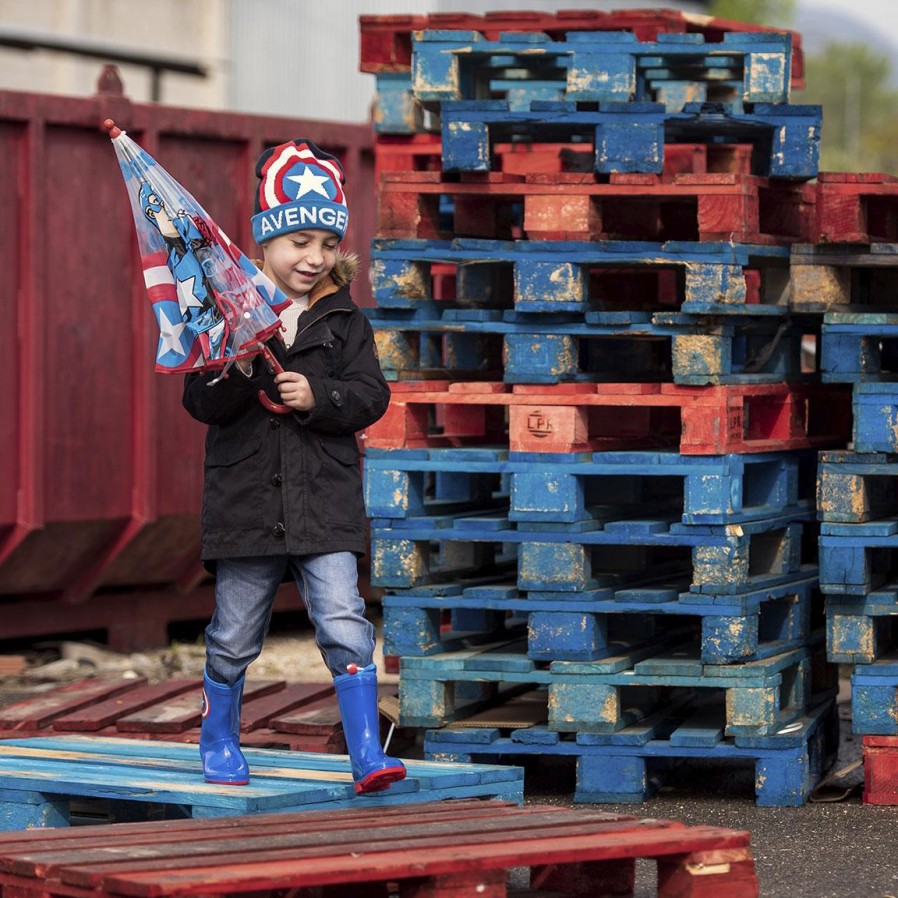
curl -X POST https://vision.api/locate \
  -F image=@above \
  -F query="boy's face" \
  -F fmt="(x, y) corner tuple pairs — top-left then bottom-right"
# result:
(262, 229), (339, 299)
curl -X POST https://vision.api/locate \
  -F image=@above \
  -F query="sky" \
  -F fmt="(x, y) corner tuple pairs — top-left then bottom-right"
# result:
(797, 0), (898, 50)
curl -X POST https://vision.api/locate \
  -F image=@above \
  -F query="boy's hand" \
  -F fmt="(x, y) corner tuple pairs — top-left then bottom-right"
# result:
(274, 371), (316, 411)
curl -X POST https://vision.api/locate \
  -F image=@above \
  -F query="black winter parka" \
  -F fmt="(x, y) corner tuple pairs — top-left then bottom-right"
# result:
(183, 268), (390, 563)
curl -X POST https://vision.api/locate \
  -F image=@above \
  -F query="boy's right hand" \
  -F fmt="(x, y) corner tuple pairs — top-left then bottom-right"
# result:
(274, 371), (316, 411)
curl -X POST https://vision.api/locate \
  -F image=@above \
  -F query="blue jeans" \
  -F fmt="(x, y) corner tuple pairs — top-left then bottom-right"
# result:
(205, 552), (375, 685)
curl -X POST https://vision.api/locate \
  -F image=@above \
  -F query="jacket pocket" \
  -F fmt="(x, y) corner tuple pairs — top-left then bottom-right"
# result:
(203, 438), (264, 532)
(205, 437), (262, 468)
(318, 437), (360, 467)
(318, 437), (363, 527)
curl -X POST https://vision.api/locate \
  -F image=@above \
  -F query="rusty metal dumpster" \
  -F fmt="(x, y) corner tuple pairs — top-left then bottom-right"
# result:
(0, 69), (375, 649)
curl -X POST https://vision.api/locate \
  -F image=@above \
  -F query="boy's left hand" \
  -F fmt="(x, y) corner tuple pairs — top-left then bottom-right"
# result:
(274, 372), (316, 411)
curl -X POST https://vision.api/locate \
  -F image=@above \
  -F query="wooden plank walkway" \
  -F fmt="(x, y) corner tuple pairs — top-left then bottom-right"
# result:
(0, 799), (759, 898)
(0, 736), (523, 828)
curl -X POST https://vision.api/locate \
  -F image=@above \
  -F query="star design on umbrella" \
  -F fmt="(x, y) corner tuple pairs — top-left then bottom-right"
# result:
(157, 306), (188, 357)
(176, 274), (204, 310)
(287, 165), (331, 199)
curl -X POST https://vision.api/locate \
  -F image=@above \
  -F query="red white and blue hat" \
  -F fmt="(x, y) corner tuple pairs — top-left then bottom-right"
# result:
(251, 138), (348, 244)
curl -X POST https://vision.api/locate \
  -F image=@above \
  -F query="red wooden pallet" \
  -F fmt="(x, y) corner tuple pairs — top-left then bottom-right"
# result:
(814, 172), (898, 243)
(375, 135), (754, 182)
(863, 735), (898, 805)
(0, 799), (759, 898)
(364, 381), (852, 455)
(0, 678), (359, 753)
(378, 171), (814, 245)
(359, 7), (803, 87)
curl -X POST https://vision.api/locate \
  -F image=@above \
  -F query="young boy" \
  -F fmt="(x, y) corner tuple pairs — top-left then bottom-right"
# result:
(182, 138), (405, 795)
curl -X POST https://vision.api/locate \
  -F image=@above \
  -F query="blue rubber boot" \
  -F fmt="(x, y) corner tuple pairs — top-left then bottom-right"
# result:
(334, 663), (407, 795)
(200, 670), (249, 785)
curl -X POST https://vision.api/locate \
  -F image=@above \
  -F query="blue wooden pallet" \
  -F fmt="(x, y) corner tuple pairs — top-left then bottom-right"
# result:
(852, 383), (898, 454)
(398, 640), (817, 737)
(370, 238), (791, 315)
(790, 242), (898, 313)
(817, 450), (898, 524)
(364, 446), (816, 526)
(440, 100), (820, 177)
(383, 571), (820, 664)
(826, 591), (898, 664)
(412, 29), (792, 108)
(370, 511), (812, 596)
(851, 652), (898, 735)
(0, 736), (523, 829)
(818, 522), (898, 595)
(820, 313), (898, 383)
(424, 696), (838, 807)
(368, 307), (813, 385)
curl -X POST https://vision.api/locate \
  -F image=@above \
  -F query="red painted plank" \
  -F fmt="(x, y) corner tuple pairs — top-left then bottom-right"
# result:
(52, 680), (197, 732)
(86, 827), (752, 897)
(0, 679), (145, 731)
(267, 696), (341, 735)
(0, 802), (526, 860)
(239, 683), (333, 732)
(365, 381), (852, 456)
(15, 809), (631, 881)
(115, 681), (284, 734)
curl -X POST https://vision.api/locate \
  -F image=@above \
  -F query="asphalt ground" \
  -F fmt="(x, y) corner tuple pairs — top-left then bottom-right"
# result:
(513, 697), (898, 898)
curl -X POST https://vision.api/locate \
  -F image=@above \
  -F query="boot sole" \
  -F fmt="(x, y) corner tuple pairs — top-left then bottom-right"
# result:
(355, 766), (407, 795)
(204, 777), (250, 786)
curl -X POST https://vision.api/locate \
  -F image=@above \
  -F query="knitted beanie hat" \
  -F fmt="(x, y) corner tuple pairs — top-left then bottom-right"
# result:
(251, 138), (348, 244)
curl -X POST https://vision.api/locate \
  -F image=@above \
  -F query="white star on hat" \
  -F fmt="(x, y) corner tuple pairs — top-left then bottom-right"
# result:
(287, 164), (331, 199)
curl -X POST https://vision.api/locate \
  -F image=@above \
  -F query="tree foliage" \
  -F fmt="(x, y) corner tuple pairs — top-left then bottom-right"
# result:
(709, 0), (898, 175)
(800, 43), (898, 174)
(708, 0), (795, 27)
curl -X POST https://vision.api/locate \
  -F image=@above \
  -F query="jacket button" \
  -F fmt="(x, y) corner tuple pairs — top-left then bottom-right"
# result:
(271, 473), (283, 486)
(269, 418), (281, 430)
(330, 389), (341, 402)
(272, 523), (286, 538)
(326, 368), (335, 377)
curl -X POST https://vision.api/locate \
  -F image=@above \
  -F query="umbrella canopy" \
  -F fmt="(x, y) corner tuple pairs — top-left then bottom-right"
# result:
(105, 120), (288, 375)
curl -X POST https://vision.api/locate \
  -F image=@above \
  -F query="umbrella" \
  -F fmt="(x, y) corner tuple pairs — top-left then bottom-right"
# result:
(105, 119), (290, 413)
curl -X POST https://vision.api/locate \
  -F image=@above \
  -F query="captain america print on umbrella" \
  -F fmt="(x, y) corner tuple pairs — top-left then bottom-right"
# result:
(105, 120), (289, 378)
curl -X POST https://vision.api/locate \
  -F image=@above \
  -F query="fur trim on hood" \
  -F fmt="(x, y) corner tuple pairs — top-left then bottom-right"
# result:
(330, 249), (359, 286)
(252, 249), (359, 306)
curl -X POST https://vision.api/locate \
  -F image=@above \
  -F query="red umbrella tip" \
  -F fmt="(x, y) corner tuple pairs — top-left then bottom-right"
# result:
(104, 119), (122, 138)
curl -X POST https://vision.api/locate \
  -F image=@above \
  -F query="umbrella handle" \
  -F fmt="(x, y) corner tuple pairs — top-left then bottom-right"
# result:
(255, 344), (292, 415)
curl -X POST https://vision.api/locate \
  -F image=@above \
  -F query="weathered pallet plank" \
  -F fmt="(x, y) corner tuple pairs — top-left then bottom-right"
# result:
(382, 573), (820, 664)
(362, 380), (851, 456)
(377, 170), (813, 244)
(426, 697), (838, 807)
(0, 736), (523, 828)
(365, 446), (816, 526)
(440, 101), (820, 178)
(0, 799), (759, 897)
(369, 307), (816, 386)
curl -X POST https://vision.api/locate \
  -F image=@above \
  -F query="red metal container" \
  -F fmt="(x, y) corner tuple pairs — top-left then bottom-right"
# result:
(0, 69), (375, 646)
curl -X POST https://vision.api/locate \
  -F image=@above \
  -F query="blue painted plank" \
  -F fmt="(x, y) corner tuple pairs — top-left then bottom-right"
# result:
(424, 698), (837, 806)
(439, 102), (819, 177)
(0, 737), (523, 828)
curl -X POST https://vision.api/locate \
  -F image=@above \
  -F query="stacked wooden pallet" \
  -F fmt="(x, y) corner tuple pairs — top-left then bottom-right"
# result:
(805, 173), (898, 804)
(359, 11), (846, 806)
